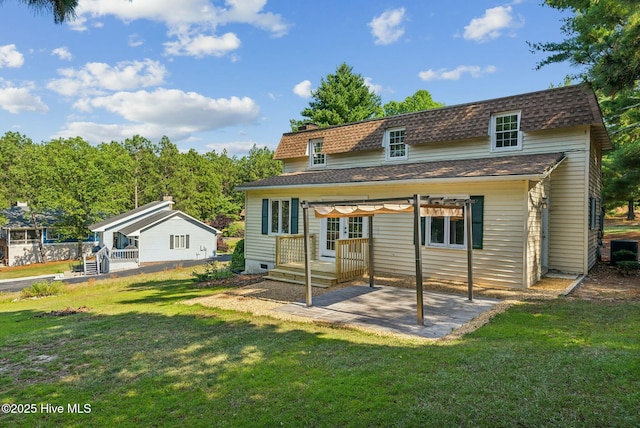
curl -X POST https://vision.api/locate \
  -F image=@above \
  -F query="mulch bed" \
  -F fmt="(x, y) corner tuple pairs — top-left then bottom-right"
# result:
(190, 273), (266, 289)
(35, 306), (91, 317)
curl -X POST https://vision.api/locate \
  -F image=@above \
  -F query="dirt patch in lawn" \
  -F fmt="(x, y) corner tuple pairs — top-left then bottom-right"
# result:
(34, 306), (91, 317)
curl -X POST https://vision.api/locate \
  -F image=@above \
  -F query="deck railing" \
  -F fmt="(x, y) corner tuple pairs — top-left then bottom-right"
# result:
(335, 238), (369, 282)
(276, 234), (316, 265)
(111, 248), (139, 263)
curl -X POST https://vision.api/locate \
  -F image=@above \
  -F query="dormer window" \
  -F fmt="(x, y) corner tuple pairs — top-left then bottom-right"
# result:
(491, 112), (522, 151)
(385, 127), (407, 160)
(309, 138), (326, 167)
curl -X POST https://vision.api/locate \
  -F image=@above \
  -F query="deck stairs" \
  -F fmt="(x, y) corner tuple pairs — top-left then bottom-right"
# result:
(84, 259), (98, 276)
(265, 262), (340, 288)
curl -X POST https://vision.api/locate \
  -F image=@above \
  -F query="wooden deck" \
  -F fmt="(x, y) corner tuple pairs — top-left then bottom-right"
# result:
(270, 235), (370, 287)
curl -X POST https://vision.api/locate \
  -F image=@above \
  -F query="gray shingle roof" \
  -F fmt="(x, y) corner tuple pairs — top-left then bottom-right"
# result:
(118, 210), (177, 236)
(0, 206), (59, 229)
(239, 152), (566, 189)
(88, 200), (171, 231)
(274, 84), (610, 159)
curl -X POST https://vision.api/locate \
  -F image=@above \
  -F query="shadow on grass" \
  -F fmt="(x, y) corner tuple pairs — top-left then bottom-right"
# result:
(116, 277), (223, 306)
(0, 297), (639, 427)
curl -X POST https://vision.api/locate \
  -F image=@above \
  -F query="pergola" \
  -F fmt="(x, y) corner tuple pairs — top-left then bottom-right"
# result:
(300, 195), (476, 325)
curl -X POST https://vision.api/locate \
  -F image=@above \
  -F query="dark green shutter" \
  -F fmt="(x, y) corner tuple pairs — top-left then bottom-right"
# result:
(414, 216), (426, 245)
(261, 199), (269, 235)
(170, 235), (174, 249)
(186, 235), (190, 249)
(291, 198), (299, 234)
(471, 196), (484, 249)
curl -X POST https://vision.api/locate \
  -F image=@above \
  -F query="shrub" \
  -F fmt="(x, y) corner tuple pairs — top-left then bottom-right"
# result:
(612, 249), (637, 263)
(617, 261), (639, 275)
(226, 221), (245, 238)
(191, 261), (234, 283)
(20, 280), (62, 299)
(230, 239), (245, 273)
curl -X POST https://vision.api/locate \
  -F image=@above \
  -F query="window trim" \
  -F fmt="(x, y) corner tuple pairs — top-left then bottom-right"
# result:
(384, 127), (407, 161)
(490, 111), (522, 152)
(589, 196), (597, 230)
(269, 199), (291, 235)
(427, 216), (467, 249)
(309, 138), (326, 167)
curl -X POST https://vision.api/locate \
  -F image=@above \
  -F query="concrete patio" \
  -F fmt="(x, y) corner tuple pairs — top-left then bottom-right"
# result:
(274, 284), (501, 339)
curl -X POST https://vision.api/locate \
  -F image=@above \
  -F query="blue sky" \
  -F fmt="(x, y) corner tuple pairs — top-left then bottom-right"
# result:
(0, 0), (575, 156)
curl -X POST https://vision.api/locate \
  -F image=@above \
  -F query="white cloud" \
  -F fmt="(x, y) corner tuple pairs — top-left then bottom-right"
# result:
(368, 8), (405, 45)
(364, 77), (382, 95)
(463, 5), (522, 42)
(418, 65), (497, 81)
(70, 0), (288, 57)
(58, 89), (260, 144)
(128, 34), (145, 47)
(293, 80), (312, 98)
(0, 79), (48, 113)
(0, 44), (24, 68)
(52, 47), (73, 61)
(164, 31), (241, 57)
(47, 59), (168, 97)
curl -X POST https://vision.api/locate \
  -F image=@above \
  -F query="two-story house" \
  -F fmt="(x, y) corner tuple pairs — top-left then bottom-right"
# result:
(238, 84), (611, 289)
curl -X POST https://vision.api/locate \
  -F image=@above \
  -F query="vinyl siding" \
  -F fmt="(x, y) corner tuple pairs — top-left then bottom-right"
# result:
(138, 217), (217, 263)
(546, 128), (590, 274)
(526, 178), (549, 287)
(245, 181), (527, 288)
(587, 135), (603, 269)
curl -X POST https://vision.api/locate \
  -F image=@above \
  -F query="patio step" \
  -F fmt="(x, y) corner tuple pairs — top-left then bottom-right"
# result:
(265, 266), (337, 288)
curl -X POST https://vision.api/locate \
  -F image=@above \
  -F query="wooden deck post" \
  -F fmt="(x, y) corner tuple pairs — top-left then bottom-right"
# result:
(414, 194), (424, 325)
(302, 202), (312, 307)
(368, 216), (374, 287)
(466, 200), (474, 301)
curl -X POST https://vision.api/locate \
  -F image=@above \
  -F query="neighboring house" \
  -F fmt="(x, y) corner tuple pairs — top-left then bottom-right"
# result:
(0, 202), (98, 266)
(238, 84), (611, 289)
(87, 198), (219, 274)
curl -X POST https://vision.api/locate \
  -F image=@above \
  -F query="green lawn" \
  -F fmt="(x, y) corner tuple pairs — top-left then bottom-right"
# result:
(0, 260), (79, 280)
(0, 271), (638, 427)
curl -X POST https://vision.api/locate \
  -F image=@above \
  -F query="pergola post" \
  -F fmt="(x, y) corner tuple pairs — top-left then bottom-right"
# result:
(368, 215), (374, 287)
(414, 194), (424, 325)
(465, 200), (474, 301)
(302, 202), (312, 307)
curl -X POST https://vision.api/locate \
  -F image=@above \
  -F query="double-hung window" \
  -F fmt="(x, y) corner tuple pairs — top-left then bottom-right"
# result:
(385, 127), (407, 160)
(261, 198), (299, 236)
(424, 196), (484, 250)
(270, 199), (291, 234)
(491, 112), (522, 151)
(309, 138), (326, 167)
(428, 216), (465, 248)
(170, 234), (189, 249)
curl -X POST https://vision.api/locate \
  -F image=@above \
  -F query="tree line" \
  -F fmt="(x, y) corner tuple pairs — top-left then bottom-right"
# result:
(0, 133), (282, 241)
(531, 0), (640, 218)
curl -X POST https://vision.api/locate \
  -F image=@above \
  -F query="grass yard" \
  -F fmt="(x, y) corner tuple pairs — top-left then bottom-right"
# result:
(0, 260), (79, 280)
(0, 271), (638, 427)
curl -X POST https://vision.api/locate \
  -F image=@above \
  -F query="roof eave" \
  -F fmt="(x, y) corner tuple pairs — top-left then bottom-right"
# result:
(239, 172), (555, 191)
